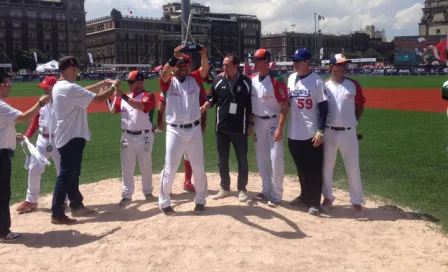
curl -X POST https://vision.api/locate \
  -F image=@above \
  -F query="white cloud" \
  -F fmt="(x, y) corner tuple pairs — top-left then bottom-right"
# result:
(85, 0), (424, 40)
(394, 3), (424, 30)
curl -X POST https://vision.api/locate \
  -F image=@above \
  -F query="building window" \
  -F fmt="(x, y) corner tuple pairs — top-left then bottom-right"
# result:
(58, 33), (66, 41)
(0, 31), (4, 39)
(436, 29), (441, 34)
(43, 22), (52, 30)
(0, 43), (5, 50)
(44, 32), (51, 41)
(28, 31), (37, 40)
(28, 21), (37, 29)
(44, 43), (51, 50)
(58, 23), (66, 31)
(12, 31), (21, 39)
(267, 39), (271, 45)
(26, 11), (37, 19)
(12, 21), (21, 28)
(41, 12), (52, 20)
(14, 43), (22, 50)
(59, 43), (66, 51)
(10, 10), (22, 18)
(29, 42), (37, 49)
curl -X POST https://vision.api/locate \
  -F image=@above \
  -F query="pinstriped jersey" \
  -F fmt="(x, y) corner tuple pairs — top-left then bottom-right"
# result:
(250, 71), (288, 117)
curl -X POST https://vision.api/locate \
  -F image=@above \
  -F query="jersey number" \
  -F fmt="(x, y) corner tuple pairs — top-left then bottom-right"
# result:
(297, 98), (313, 109)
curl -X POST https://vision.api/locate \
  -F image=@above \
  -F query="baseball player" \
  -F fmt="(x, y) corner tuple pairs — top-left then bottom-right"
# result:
(157, 72), (208, 194)
(286, 49), (328, 216)
(322, 54), (366, 218)
(249, 49), (289, 208)
(16, 76), (68, 213)
(106, 71), (156, 207)
(158, 45), (209, 215)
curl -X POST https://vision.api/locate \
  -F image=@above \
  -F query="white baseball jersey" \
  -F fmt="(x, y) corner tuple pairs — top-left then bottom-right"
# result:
(114, 91), (155, 131)
(325, 78), (366, 127)
(26, 103), (57, 138)
(52, 80), (96, 148)
(0, 99), (22, 150)
(287, 72), (327, 140)
(159, 70), (206, 125)
(250, 71), (289, 117)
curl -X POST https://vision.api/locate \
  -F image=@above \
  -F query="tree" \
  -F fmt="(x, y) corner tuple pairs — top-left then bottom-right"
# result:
(16, 49), (46, 70)
(383, 50), (395, 62)
(364, 48), (379, 58)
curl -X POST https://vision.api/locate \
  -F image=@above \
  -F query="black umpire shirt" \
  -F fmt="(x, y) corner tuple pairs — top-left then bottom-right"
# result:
(208, 73), (252, 134)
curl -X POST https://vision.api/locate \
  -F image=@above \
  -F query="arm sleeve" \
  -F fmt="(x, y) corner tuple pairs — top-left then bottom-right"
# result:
(141, 92), (156, 114)
(114, 98), (122, 114)
(65, 85), (96, 109)
(272, 76), (289, 103)
(0, 102), (22, 123)
(317, 101), (328, 131)
(159, 76), (172, 93)
(25, 112), (40, 138)
(353, 80), (366, 105)
(191, 69), (206, 84)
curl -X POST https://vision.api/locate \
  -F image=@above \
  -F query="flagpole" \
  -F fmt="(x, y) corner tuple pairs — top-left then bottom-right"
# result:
(314, 13), (317, 63)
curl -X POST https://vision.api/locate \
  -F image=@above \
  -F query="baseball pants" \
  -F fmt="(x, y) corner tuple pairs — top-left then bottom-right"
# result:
(322, 128), (363, 205)
(26, 135), (62, 203)
(121, 131), (154, 199)
(254, 117), (284, 202)
(288, 138), (323, 208)
(159, 124), (207, 209)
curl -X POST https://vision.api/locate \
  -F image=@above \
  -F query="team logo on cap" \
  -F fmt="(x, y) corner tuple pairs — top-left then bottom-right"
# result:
(295, 49), (299, 54)
(142, 96), (148, 102)
(255, 49), (262, 55)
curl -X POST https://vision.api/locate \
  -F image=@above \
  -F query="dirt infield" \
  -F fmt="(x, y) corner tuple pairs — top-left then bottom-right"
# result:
(5, 89), (445, 113)
(1, 173), (447, 271)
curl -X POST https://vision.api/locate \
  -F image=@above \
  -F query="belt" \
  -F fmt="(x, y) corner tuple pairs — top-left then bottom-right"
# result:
(40, 132), (54, 138)
(122, 129), (150, 135)
(168, 120), (200, 129)
(257, 114), (277, 120)
(326, 126), (351, 131)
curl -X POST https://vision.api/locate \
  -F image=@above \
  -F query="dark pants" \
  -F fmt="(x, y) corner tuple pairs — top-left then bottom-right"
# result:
(216, 131), (248, 191)
(0, 149), (13, 236)
(288, 138), (323, 208)
(51, 138), (86, 218)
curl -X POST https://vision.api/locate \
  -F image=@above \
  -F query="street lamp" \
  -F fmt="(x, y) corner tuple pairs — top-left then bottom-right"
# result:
(291, 24), (296, 32)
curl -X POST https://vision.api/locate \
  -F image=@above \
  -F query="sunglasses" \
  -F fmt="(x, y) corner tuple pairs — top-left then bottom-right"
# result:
(0, 83), (12, 87)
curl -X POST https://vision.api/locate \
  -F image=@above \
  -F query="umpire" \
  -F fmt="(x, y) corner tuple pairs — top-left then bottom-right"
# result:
(200, 53), (253, 202)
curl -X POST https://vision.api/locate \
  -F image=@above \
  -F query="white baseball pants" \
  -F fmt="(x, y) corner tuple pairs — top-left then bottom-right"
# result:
(26, 135), (61, 203)
(322, 128), (363, 205)
(254, 117), (284, 202)
(121, 131), (154, 199)
(159, 124), (207, 209)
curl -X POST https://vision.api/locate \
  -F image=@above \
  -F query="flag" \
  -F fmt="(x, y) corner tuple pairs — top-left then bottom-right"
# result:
(319, 47), (324, 60)
(33, 52), (38, 63)
(342, 47), (345, 53)
(128, 8), (133, 15)
(318, 15), (325, 20)
(88, 52), (94, 65)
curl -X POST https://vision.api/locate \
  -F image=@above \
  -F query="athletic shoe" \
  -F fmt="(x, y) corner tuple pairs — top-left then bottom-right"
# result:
(161, 206), (176, 216)
(194, 204), (205, 214)
(183, 181), (196, 193)
(16, 201), (38, 214)
(353, 204), (365, 218)
(118, 198), (132, 207)
(253, 193), (268, 201)
(267, 200), (281, 208)
(71, 206), (98, 217)
(288, 196), (306, 206)
(308, 207), (320, 216)
(51, 216), (77, 225)
(238, 191), (248, 202)
(321, 198), (333, 213)
(212, 189), (230, 200)
(0, 232), (22, 242)
(145, 194), (156, 202)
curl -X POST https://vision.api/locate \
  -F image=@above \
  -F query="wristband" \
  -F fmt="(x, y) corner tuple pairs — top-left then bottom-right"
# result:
(38, 101), (45, 107)
(317, 131), (324, 137)
(121, 94), (129, 102)
(168, 57), (178, 67)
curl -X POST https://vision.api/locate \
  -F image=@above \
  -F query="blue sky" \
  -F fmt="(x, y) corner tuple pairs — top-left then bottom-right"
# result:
(85, 0), (424, 41)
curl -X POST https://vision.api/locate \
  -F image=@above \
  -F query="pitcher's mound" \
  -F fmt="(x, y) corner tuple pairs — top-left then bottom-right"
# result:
(2, 173), (448, 271)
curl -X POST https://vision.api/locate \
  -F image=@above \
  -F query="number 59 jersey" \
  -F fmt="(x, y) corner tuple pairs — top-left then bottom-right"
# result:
(287, 72), (328, 140)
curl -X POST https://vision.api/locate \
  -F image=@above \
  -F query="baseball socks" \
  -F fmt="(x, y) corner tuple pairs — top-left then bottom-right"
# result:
(183, 160), (195, 193)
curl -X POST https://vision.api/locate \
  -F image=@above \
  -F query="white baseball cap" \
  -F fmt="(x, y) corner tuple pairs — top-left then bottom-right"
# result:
(417, 37), (426, 43)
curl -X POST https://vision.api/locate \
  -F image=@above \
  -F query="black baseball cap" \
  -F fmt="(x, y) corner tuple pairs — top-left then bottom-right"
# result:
(58, 56), (80, 71)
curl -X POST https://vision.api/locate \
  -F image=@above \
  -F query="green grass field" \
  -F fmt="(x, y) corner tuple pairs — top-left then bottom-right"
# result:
(7, 76), (448, 232)
(8, 75), (447, 98)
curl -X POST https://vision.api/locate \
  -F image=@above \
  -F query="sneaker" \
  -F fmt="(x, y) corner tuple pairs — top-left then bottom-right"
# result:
(161, 206), (176, 216)
(145, 194), (156, 202)
(321, 198), (333, 213)
(212, 189), (230, 200)
(238, 191), (248, 202)
(51, 215), (77, 225)
(0, 232), (22, 242)
(288, 196), (306, 206)
(267, 200), (280, 208)
(16, 201), (38, 214)
(194, 204), (205, 214)
(353, 204), (365, 218)
(253, 193), (268, 201)
(118, 198), (132, 207)
(71, 206), (98, 217)
(308, 207), (320, 216)
(183, 181), (196, 193)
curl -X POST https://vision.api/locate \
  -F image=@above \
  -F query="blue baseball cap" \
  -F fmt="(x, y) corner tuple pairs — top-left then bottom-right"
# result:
(291, 48), (312, 61)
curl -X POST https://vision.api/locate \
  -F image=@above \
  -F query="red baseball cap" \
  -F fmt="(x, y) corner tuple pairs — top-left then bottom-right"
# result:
(176, 54), (191, 65)
(250, 49), (271, 61)
(37, 76), (58, 88)
(127, 71), (144, 81)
